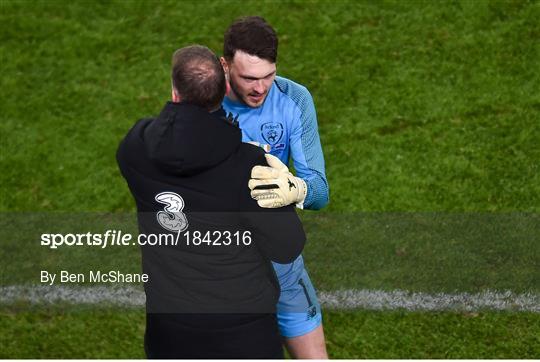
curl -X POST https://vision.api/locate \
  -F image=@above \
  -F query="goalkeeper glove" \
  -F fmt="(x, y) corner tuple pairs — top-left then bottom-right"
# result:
(248, 154), (307, 208)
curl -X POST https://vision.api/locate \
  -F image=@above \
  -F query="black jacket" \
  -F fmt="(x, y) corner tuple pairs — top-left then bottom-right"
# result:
(117, 102), (305, 313)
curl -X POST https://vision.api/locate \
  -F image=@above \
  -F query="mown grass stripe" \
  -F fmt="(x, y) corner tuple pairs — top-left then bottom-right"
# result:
(1, 286), (538, 312)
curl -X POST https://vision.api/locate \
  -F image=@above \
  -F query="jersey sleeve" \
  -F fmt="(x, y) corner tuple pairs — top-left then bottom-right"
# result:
(288, 85), (329, 210)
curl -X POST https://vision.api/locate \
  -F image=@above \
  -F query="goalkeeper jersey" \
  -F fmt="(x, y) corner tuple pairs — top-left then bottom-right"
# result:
(222, 76), (329, 210)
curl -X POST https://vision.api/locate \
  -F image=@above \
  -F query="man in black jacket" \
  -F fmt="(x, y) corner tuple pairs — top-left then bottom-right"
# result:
(117, 45), (306, 358)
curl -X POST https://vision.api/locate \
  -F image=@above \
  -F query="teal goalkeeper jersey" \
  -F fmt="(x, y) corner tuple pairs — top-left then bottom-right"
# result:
(222, 76), (329, 210)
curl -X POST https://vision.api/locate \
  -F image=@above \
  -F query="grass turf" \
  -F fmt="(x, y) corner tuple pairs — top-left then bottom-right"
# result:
(1, 0), (539, 212)
(1, 308), (539, 359)
(1, 0), (539, 358)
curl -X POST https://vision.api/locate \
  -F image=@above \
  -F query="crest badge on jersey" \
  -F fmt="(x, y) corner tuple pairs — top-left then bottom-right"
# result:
(260, 122), (284, 145)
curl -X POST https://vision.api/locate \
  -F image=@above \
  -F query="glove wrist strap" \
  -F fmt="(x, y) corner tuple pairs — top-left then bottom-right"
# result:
(295, 178), (307, 209)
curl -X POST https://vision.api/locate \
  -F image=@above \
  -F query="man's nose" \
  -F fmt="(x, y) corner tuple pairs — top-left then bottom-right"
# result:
(254, 80), (265, 94)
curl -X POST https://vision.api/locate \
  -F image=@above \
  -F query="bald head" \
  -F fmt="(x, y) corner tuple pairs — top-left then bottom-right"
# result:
(171, 45), (226, 111)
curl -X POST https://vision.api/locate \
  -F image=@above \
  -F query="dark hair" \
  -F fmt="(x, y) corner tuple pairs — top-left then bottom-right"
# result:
(223, 16), (278, 63)
(171, 45), (226, 111)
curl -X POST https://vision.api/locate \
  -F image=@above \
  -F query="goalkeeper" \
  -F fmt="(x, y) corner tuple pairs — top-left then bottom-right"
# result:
(221, 16), (330, 358)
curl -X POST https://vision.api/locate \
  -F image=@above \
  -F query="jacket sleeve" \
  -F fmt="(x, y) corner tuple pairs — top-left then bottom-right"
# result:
(239, 148), (306, 264)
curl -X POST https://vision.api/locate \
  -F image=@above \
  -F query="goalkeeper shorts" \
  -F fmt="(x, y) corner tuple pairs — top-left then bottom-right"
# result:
(273, 255), (323, 338)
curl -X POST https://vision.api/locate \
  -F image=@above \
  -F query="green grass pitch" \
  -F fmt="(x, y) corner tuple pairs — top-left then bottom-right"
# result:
(1, 0), (539, 358)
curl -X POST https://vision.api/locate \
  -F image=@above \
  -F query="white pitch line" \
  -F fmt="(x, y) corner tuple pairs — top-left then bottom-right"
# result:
(318, 289), (540, 312)
(0, 285), (539, 312)
(0, 285), (145, 307)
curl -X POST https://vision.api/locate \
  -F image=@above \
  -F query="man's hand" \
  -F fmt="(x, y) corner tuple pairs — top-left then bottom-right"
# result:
(249, 154), (307, 208)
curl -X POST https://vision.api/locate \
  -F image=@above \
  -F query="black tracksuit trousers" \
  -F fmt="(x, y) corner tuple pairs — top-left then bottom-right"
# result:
(144, 313), (284, 359)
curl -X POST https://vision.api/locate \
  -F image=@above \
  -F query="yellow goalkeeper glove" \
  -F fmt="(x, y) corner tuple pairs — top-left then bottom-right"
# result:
(248, 154), (307, 208)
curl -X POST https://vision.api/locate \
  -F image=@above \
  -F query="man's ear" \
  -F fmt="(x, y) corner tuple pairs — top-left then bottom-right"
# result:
(220, 57), (229, 73)
(220, 57), (231, 95)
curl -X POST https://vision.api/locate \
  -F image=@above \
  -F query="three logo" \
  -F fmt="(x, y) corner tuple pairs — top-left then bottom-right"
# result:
(155, 192), (188, 232)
